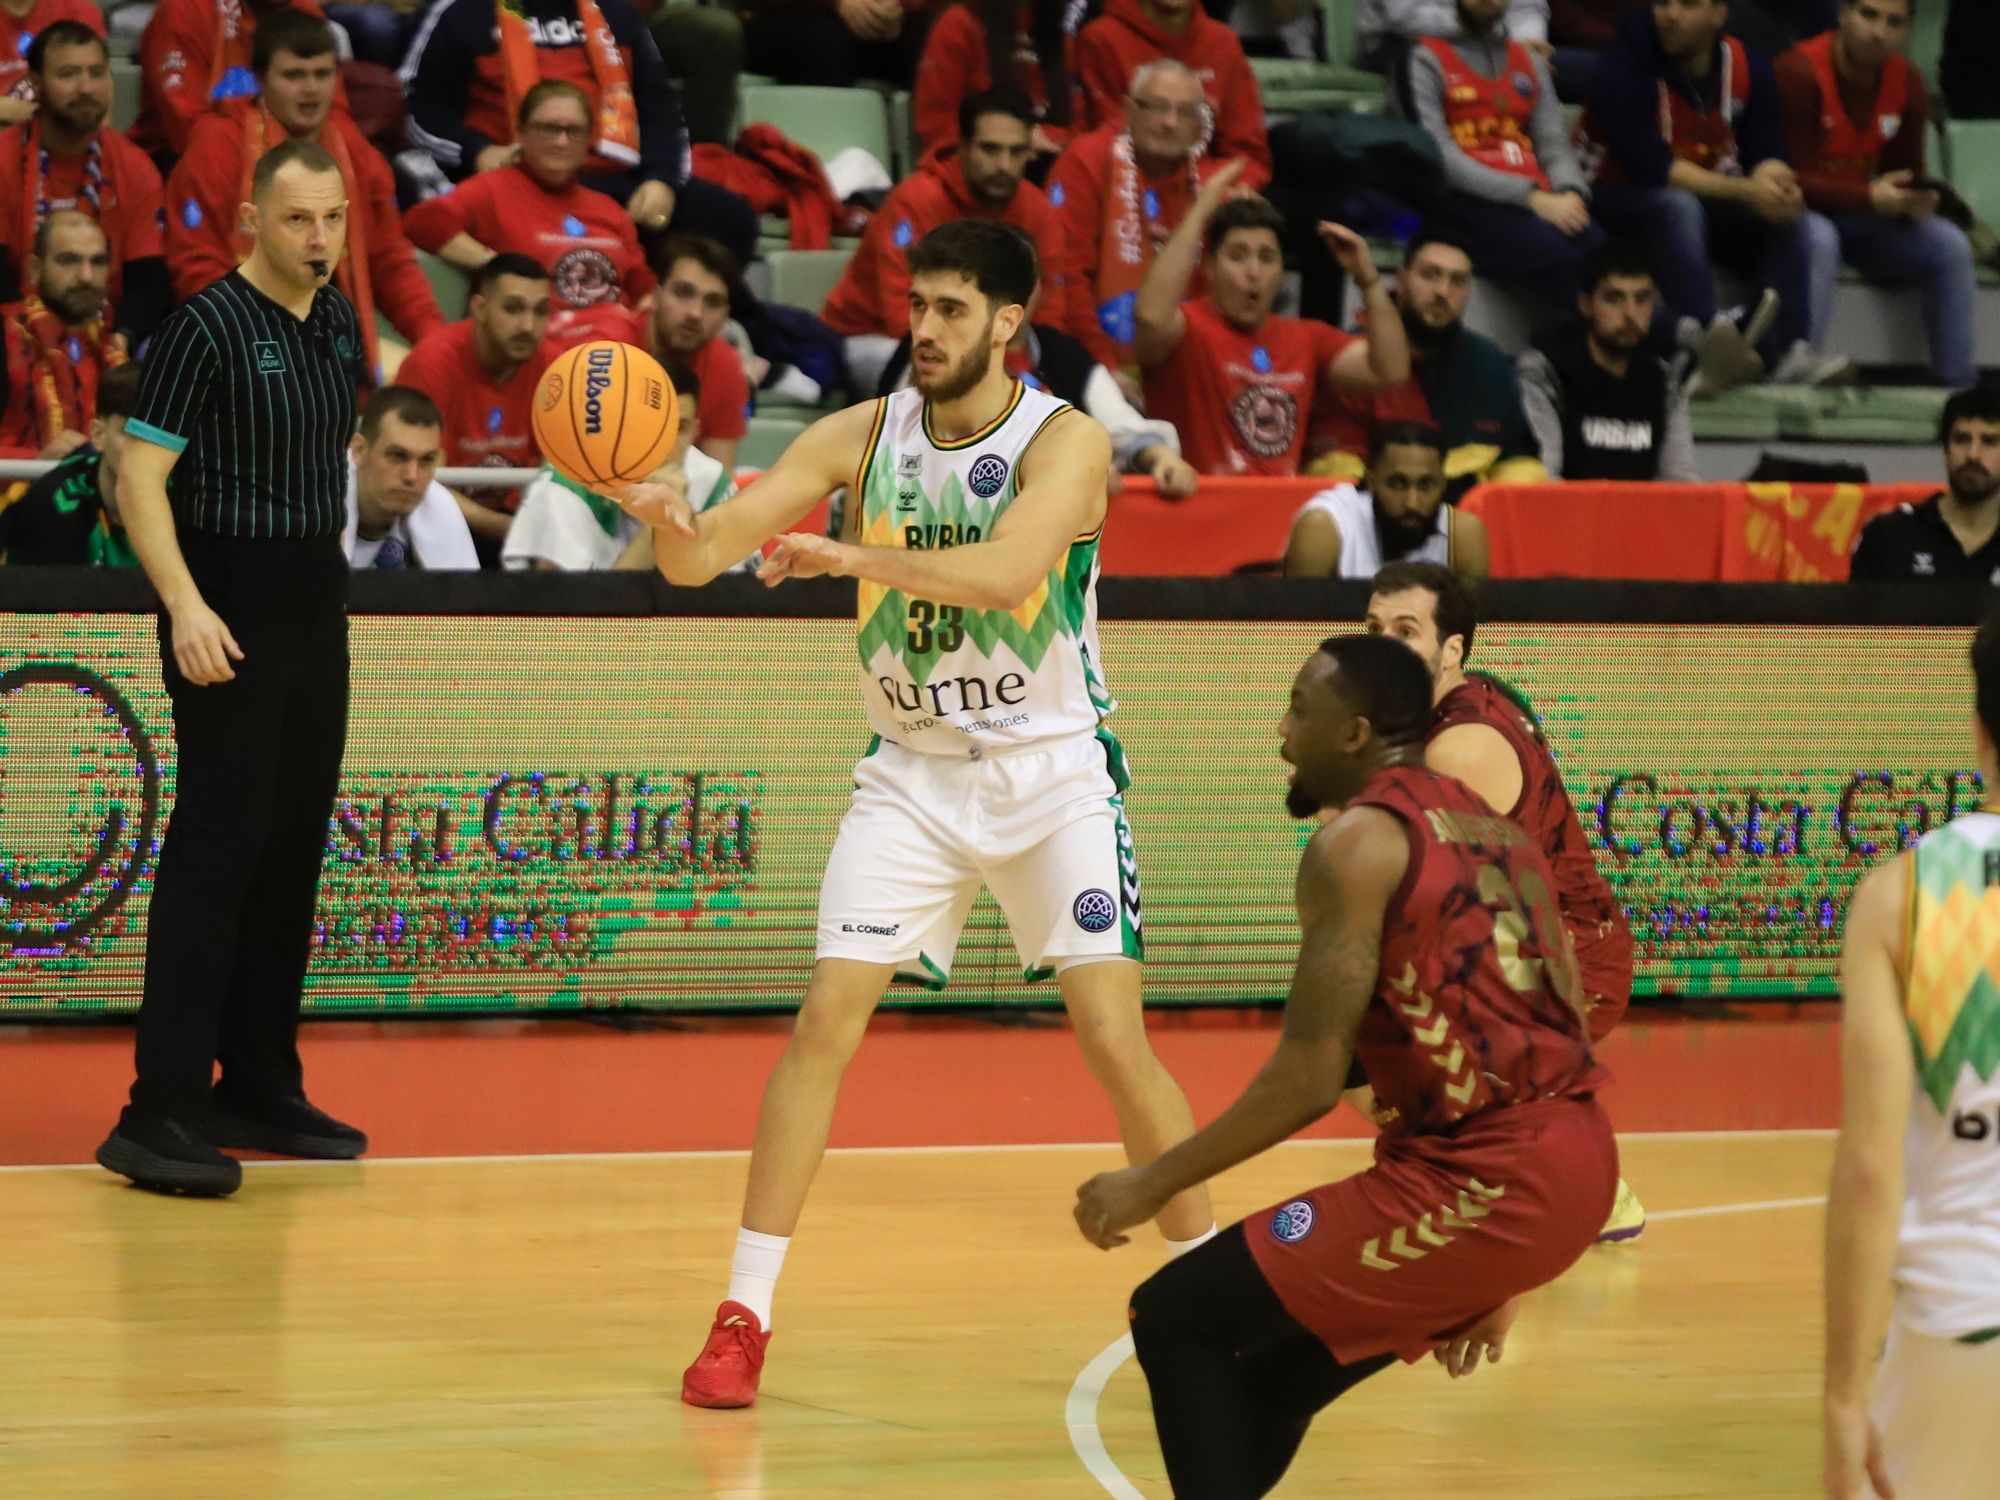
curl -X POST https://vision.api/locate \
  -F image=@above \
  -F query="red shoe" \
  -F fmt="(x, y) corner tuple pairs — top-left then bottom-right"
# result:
(681, 1300), (771, 1408)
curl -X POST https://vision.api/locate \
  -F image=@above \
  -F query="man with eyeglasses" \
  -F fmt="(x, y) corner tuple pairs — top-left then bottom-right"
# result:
(1046, 59), (1229, 376)
(406, 79), (656, 349)
(1075, 0), (1271, 188)
(1283, 420), (1489, 578)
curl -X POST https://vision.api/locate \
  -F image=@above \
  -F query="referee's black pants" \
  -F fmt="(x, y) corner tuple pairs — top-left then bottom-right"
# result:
(1128, 1225), (1394, 1497)
(128, 587), (349, 1121)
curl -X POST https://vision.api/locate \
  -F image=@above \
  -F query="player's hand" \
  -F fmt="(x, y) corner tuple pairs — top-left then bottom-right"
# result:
(1316, 221), (1376, 283)
(1824, 1400), (1894, 1498)
(758, 532), (851, 586)
(169, 596), (244, 686)
(38, 429), (88, 460)
(1434, 1297), (1519, 1378)
(612, 477), (697, 539)
(1074, 1165), (1169, 1249)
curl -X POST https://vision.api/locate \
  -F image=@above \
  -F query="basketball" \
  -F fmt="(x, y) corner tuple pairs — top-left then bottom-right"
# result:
(532, 340), (681, 489)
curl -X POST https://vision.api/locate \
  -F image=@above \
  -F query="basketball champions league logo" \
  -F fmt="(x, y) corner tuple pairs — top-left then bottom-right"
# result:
(967, 455), (1009, 500)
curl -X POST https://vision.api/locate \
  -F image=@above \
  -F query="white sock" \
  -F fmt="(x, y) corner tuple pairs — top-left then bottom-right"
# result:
(1164, 1225), (1218, 1258)
(725, 1227), (790, 1329)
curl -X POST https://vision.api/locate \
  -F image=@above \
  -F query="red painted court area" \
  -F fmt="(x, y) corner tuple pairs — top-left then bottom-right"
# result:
(0, 1002), (1838, 1166)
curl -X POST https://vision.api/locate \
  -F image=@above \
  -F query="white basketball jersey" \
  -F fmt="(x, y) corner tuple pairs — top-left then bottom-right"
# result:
(852, 382), (1119, 759)
(1290, 483), (1452, 579)
(1897, 813), (2000, 1338)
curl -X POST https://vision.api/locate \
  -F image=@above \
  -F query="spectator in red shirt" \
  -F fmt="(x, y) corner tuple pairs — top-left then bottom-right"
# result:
(0, 0), (101, 123)
(822, 86), (1063, 392)
(1136, 165), (1409, 476)
(135, 0), (338, 158)
(399, 0), (757, 264)
(1075, 0), (1270, 189)
(0, 209), (125, 459)
(396, 251), (557, 545)
(1774, 0), (1976, 387)
(1047, 57), (1220, 373)
(913, 0), (1074, 160)
(645, 233), (750, 472)
(165, 12), (443, 383)
(0, 23), (167, 344)
(405, 80), (658, 350)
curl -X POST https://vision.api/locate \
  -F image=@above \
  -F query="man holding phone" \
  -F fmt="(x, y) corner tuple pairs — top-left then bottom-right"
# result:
(1775, 0), (1978, 388)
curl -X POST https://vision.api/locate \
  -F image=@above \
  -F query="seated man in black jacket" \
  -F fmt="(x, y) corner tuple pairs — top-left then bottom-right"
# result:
(1850, 383), (2000, 583)
(1516, 241), (1699, 482)
(0, 362), (143, 565)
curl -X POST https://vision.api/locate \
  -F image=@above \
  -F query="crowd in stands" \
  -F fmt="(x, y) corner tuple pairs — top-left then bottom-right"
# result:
(0, 0), (1993, 582)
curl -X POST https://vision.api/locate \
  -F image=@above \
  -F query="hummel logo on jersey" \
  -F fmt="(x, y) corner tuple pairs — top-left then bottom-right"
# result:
(254, 341), (285, 374)
(897, 488), (919, 513)
(1914, 552), (1935, 575)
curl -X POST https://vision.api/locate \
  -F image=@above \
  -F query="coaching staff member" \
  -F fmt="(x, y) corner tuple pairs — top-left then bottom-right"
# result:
(96, 138), (368, 1198)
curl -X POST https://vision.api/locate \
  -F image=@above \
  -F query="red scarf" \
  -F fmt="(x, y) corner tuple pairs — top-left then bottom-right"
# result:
(235, 108), (380, 382)
(17, 122), (105, 288)
(12, 293), (126, 448)
(1096, 130), (1199, 339)
(497, 0), (639, 167)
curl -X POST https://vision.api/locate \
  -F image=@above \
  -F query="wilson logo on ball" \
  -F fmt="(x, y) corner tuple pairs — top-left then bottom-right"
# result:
(581, 347), (617, 436)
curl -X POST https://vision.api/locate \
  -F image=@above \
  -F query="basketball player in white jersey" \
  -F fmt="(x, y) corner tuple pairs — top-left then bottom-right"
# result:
(1823, 614), (2000, 1498)
(615, 219), (1216, 1409)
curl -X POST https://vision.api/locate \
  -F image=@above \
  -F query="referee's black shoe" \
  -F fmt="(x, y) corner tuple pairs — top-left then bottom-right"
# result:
(207, 1090), (368, 1160)
(96, 1115), (243, 1197)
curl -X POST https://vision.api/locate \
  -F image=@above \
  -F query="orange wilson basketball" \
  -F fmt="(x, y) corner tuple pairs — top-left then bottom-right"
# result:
(532, 341), (680, 489)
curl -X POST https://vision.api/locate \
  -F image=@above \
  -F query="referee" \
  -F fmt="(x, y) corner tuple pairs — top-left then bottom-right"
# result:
(96, 139), (368, 1198)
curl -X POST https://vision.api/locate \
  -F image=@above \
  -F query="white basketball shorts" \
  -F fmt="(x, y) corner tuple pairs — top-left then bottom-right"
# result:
(1875, 1320), (2000, 1498)
(815, 732), (1143, 986)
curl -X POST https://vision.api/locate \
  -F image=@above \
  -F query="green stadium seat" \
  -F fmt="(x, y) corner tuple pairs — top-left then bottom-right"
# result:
(1776, 386), (1950, 444)
(109, 58), (140, 133)
(763, 247), (854, 313)
(1947, 121), (2000, 228)
(739, 415), (808, 470)
(415, 250), (471, 322)
(1689, 388), (1784, 442)
(890, 90), (916, 178)
(739, 85), (892, 170)
(1907, 0), (1945, 93)
(1251, 0), (1386, 115)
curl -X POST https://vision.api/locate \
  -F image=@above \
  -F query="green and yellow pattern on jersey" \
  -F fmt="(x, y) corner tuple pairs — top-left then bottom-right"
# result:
(851, 382), (1124, 776)
(1906, 816), (2000, 1111)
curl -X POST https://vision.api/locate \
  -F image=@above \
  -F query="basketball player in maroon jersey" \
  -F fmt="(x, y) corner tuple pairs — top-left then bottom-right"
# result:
(1364, 559), (1645, 1243)
(1074, 634), (1618, 1498)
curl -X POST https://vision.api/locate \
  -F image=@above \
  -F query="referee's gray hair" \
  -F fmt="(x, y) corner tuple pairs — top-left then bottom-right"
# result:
(251, 138), (342, 203)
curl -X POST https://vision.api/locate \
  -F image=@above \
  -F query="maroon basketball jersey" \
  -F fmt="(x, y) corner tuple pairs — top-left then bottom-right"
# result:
(1348, 764), (1609, 1138)
(1429, 675), (1629, 951)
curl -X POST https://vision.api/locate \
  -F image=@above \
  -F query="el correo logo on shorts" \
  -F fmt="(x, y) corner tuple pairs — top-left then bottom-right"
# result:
(1072, 889), (1116, 934)
(967, 454), (1009, 500)
(1271, 1200), (1315, 1244)
(840, 922), (901, 937)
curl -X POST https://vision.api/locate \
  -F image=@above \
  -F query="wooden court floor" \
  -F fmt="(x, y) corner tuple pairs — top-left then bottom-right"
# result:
(1, 1132), (1833, 1499)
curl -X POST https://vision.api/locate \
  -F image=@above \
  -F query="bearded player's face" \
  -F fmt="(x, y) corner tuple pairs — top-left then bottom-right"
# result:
(907, 272), (1008, 403)
(1280, 655), (1369, 818)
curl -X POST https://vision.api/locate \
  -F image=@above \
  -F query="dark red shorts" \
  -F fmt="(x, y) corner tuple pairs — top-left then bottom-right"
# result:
(1246, 1095), (1618, 1365)
(1576, 919), (1635, 1042)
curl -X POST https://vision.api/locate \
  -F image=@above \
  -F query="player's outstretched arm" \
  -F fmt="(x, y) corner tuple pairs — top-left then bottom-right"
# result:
(615, 403), (876, 587)
(759, 411), (1111, 610)
(1073, 807), (1408, 1248)
(1822, 855), (1912, 1500)
(1132, 159), (1245, 372)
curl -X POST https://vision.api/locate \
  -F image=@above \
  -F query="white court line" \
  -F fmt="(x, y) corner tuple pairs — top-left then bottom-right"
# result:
(1062, 1191), (1829, 1499)
(0, 1127), (1835, 1176)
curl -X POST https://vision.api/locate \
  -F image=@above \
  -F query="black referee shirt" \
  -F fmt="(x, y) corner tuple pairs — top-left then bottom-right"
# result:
(1850, 493), (2000, 585)
(127, 271), (365, 541)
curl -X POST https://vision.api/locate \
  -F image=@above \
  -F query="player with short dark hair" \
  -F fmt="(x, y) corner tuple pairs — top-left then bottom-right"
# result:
(1285, 422), (1489, 579)
(1365, 558), (1644, 1241)
(618, 215), (1216, 1409)
(1073, 631), (1616, 1497)
(1850, 382), (2000, 583)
